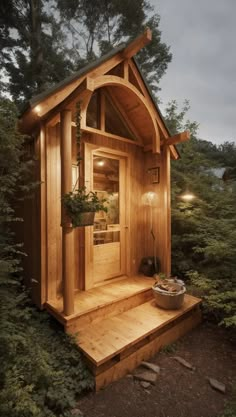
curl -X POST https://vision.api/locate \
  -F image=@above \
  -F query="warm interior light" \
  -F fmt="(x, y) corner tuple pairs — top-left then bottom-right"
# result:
(34, 105), (41, 115)
(180, 192), (196, 201)
(97, 159), (105, 167)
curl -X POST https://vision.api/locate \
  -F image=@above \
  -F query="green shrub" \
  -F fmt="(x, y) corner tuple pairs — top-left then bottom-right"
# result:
(0, 283), (94, 417)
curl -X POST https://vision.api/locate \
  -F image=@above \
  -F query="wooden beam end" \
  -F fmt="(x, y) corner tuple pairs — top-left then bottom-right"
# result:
(123, 29), (152, 59)
(161, 130), (191, 147)
(144, 27), (152, 42)
(85, 77), (95, 93)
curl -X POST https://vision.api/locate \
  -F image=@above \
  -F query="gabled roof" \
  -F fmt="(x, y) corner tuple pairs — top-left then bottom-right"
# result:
(19, 29), (181, 158)
(28, 43), (127, 109)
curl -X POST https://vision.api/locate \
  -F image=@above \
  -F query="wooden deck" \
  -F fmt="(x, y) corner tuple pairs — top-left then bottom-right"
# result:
(45, 275), (155, 331)
(45, 276), (201, 390)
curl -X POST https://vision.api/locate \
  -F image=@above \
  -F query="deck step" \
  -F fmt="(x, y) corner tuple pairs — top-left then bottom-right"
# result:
(76, 294), (201, 390)
(55, 277), (155, 332)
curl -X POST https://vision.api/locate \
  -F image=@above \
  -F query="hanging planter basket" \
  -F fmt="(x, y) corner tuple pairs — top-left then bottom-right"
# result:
(62, 188), (108, 228)
(74, 211), (95, 227)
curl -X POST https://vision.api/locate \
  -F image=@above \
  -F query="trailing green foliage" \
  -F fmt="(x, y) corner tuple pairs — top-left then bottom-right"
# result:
(164, 100), (236, 328)
(0, 282), (94, 417)
(62, 187), (108, 227)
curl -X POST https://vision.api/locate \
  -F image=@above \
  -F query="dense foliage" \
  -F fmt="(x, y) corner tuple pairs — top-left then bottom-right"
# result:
(0, 97), (33, 279)
(164, 100), (236, 328)
(0, 284), (94, 417)
(0, 98), (93, 416)
(0, 0), (171, 107)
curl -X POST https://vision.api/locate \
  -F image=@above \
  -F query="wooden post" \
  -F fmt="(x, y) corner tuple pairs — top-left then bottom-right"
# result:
(60, 109), (74, 316)
(161, 146), (171, 276)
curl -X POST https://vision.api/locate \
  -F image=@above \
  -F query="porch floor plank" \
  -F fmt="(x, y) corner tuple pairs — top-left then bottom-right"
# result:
(77, 294), (201, 367)
(46, 275), (154, 318)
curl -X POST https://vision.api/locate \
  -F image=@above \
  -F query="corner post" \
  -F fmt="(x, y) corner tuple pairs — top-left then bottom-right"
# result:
(161, 145), (171, 276)
(60, 109), (74, 316)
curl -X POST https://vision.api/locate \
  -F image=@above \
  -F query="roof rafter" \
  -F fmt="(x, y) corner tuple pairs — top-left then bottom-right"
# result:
(122, 28), (152, 59)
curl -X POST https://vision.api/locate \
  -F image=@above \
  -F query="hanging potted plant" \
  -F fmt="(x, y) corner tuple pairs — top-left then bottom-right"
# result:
(62, 187), (108, 227)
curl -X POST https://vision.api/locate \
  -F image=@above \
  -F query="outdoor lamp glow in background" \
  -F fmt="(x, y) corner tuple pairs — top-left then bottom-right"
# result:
(180, 192), (196, 201)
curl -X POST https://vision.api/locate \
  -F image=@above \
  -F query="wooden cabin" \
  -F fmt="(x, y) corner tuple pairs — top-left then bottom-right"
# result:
(19, 30), (201, 389)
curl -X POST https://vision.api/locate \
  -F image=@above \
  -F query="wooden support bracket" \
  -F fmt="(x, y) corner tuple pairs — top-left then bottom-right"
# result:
(161, 131), (190, 147)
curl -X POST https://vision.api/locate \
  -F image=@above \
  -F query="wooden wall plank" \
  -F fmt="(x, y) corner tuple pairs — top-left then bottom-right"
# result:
(39, 124), (47, 304)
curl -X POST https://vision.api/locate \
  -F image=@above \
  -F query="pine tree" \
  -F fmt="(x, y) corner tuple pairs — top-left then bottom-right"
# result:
(0, 97), (35, 279)
(164, 100), (236, 328)
(0, 0), (73, 107)
(56, 0), (172, 93)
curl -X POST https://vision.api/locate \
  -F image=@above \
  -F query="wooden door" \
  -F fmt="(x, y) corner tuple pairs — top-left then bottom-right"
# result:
(84, 146), (128, 288)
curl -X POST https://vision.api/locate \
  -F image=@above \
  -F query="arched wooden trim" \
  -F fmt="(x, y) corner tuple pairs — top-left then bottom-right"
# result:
(85, 75), (160, 153)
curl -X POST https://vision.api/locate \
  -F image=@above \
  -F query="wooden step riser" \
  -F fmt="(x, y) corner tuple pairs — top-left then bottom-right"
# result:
(94, 306), (202, 391)
(65, 288), (153, 334)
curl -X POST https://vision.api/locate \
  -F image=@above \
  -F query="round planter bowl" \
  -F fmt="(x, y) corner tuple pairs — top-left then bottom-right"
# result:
(152, 282), (186, 310)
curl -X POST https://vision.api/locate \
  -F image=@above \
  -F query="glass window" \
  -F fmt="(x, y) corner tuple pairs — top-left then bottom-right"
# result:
(105, 95), (135, 140)
(86, 91), (100, 129)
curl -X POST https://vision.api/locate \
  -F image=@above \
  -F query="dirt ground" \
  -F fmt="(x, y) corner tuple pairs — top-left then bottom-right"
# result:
(78, 323), (236, 417)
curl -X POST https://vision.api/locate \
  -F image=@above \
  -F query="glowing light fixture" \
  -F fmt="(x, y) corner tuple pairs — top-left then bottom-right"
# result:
(180, 192), (196, 201)
(97, 159), (105, 167)
(34, 105), (41, 115)
(141, 191), (158, 207)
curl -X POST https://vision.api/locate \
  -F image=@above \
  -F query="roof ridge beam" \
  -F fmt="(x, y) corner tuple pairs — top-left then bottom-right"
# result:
(122, 28), (152, 59)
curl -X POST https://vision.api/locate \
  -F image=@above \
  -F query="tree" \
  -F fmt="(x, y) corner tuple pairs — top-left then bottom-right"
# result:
(0, 97), (33, 279)
(1, 0), (172, 106)
(0, 0), (73, 107)
(164, 100), (236, 328)
(54, 0), (172, 92)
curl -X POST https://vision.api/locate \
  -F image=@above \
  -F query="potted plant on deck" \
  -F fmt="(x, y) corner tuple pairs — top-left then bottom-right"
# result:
(152, 274), (186, 310)
(62, 186), (108, 227)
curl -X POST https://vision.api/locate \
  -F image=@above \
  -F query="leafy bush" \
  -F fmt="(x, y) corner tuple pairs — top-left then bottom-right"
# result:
(0, 282), (94, 417)
(164, 101), (236, 329)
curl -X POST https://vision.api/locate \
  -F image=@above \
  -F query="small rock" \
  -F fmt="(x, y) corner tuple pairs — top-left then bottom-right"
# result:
(140, 381), (151, 389)
(141, 361), (160, 374)
(133, 370), (157, 384)
(71, 408), (83, 416)
(207, 377), (226, 394)
(172, 356), (195, 370)
(126, 374), (133, 379)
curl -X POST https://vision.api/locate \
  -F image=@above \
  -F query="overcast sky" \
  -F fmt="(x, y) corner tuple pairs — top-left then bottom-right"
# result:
(151, 0), (236, 145)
